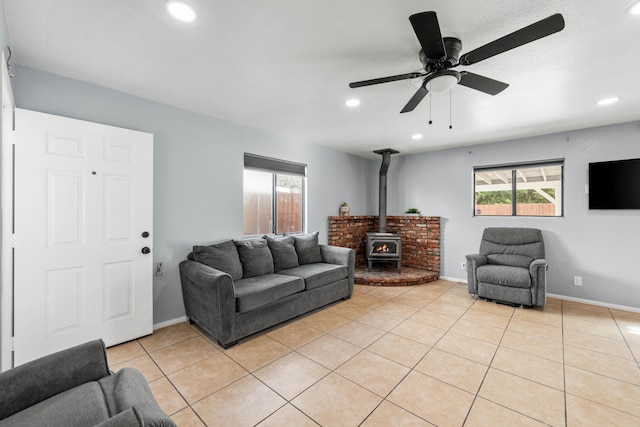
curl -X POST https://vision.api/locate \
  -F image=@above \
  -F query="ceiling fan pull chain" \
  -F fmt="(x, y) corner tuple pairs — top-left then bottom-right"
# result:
(449, 90), (453, 130)
(428, 82), (433, 125)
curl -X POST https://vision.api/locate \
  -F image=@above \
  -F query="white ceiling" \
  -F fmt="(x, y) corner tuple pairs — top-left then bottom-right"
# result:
(5, 0), (640, 159)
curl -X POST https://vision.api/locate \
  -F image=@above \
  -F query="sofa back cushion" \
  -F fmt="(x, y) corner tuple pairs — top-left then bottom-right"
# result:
(479, 227), (545, 268)
(192, 240), (243, 281)
(291, 231), (323, 265)
(266, 235), (299, 272)
(234, 238), (274, 278)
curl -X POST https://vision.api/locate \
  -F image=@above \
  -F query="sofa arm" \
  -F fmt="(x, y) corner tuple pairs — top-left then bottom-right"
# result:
(99, 368), (176, 427)
(530, 259), (549, 306)
(179, 260), (236, 343)
(0, 339), (110, 420)
(320, 245), (356, 294)
(465, 254), (487, 295)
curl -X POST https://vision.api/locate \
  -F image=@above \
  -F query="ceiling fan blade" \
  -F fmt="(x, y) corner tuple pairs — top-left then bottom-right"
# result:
(349, 72), (424, 88)
(458, 72), (509, 95)
(459, 13), (565, 65)
(400, 86), (429, 113)
(409, 11), (446, 60)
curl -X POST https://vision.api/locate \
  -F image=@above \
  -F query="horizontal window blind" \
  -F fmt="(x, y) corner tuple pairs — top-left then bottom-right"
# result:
(474, 158), (564, 173)
(244, 153), (307, 176)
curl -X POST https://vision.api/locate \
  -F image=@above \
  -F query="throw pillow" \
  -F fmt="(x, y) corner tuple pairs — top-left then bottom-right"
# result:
(192, 240), (243, 280)
(266, 235), (299, 271)
(292, 231), (323, 265)
(233, 238), (274, 278)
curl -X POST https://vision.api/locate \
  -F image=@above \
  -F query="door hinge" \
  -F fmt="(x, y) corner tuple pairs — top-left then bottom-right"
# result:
(11, 129), (16, 145)
(11, 337), (15, 351)
(11, 233), (15, 248)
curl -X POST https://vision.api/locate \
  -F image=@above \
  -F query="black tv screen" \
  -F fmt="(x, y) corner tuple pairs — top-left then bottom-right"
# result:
(589, 158), (640, 209)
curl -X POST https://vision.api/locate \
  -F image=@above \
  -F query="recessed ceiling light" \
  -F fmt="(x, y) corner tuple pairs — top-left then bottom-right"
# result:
(627, 0), (640, 15)
(345, 99), (360, 107)
(597, 97), (619, 106)
(411, 134), (423, 140)
(166, 1), (196, 22)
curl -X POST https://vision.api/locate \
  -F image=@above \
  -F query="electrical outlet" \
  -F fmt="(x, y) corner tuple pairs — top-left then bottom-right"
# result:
(573, 276), (582, 286)
(461, 263), (466, 271)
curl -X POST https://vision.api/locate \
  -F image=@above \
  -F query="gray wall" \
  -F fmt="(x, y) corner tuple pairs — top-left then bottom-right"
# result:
(12, 65), (372, 324)
(383, 122), (640, 309)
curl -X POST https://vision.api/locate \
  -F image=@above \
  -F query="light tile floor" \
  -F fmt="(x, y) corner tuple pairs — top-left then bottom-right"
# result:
(107, 280), (640, 426)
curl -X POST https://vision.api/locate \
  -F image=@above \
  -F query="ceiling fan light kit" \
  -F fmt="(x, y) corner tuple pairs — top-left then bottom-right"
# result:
(425, 71), (460, 92)
(349, 11), (565, 115)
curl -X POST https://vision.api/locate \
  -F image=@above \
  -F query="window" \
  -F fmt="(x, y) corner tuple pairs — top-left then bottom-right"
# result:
(243, 153), (306, 235)
(474, 160), (563, 217)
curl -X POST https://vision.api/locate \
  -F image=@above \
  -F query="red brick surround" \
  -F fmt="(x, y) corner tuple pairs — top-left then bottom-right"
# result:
(327, 216), (440, 275)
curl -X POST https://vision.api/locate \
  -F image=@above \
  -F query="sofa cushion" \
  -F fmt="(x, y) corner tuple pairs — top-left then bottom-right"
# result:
(233, 274), (304, 313)
(266, 235), (299, 272)
(0, 382), (110, 427)
(192, 240), (243, 281)
(234, 239), (274, 278)
(291, 231), (323, 265)
(279, 263), (348, 291)
(477, 265), (531, 289)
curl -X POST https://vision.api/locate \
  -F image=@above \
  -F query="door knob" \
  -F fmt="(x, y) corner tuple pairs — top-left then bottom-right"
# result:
(141, 247), (151, 254)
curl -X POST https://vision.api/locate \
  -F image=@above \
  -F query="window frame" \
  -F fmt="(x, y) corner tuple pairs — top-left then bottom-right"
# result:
(473, 159), (564, 218)
(243, 153), (307, 236)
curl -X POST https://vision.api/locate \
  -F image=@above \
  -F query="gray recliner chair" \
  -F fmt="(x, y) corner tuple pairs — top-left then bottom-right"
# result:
(466, 227), (548, 307)
(0, 339), (176, 427)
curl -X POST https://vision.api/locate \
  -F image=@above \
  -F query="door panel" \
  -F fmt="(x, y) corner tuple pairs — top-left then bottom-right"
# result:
(14, 108), (153, 365)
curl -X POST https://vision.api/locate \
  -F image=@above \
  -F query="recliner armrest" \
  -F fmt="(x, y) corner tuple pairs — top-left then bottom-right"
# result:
(530, 258), (548, 273)
(529, 259), (549, 306)
(0, 339), (110, 420)
(99, 368), (176, 427)
(465, 254), (487, 295)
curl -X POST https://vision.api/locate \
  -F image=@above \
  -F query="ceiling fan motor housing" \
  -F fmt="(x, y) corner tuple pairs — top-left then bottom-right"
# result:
(420, 37), (462, 71)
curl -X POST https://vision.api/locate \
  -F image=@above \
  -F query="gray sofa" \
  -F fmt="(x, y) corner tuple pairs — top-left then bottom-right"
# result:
(0, 339), (175, 427)
(466, 227), (548, 307)
(179, 232), (355, 348)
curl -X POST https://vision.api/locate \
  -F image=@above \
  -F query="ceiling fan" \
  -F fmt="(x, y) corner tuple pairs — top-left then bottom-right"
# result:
(349, 11), (565, 113)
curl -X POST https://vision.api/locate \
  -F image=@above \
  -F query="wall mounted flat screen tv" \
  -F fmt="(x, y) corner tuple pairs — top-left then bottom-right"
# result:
(589, 158), (640, 209)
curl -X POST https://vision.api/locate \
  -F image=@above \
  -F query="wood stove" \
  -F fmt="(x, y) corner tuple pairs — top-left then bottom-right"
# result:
(367, 148), (402, 271)
(366, 232), (402, 271)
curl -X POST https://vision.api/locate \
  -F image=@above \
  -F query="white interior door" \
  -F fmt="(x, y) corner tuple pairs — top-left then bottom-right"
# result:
(14, 109), (153, 366)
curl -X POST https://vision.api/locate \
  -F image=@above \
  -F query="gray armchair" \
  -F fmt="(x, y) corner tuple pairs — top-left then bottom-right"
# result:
(0, 339), (175, 427)
(466, 227), (548, 307)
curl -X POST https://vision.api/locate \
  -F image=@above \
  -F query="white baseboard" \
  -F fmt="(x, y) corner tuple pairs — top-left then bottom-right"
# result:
(546, 293), (640, 314)
(440, 276), (467, 283)
(153, 315), (188, 331)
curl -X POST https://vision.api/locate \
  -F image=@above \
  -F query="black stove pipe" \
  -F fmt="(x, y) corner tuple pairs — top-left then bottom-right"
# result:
(373, 148), (399, 233)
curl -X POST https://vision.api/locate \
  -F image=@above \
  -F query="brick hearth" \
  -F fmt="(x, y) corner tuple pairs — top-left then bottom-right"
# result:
(328, 215), (440, 285)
